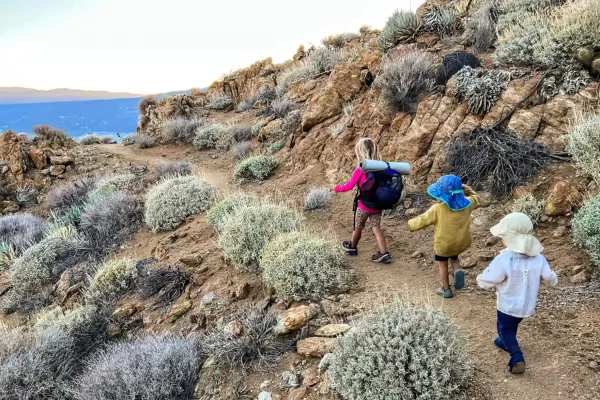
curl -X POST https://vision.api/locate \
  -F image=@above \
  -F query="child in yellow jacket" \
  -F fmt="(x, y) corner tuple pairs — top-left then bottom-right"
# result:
(408, 175), (481, 298)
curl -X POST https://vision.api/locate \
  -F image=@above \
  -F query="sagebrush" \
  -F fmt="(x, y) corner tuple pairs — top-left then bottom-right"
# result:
(155, 160), (192, 179)
(233, 141), (253, 159)
(206, 193), (262, 231)
(262, 231), (354, 300)
(74, 336), (201, 400)
(304, 187), (332, 210)
(207, 95), (233, 110)
(163, 116), (204, 142)
(91, 173), (137, 198)
(145, 175), (216, 232)
(194, 123), (228, 149)
(0, 213), (45, 252)
(569, 113), (600, 182)
(328, 301), (472, 400)
(376, 50), (435, 112)
(136, 133), (154, 149)
(573, 193), (600, 267)
(233, 155), (278, 183)
(218, 203), (302, 272)
(48, 177), (97, 210)
(511, 195), (545, 225)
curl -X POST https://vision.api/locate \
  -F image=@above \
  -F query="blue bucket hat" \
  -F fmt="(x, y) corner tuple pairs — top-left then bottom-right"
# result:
(427, 175), (472, 211)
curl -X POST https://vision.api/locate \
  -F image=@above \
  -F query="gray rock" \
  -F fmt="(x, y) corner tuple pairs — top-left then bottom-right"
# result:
(258, 391), (272, 400)
(281, 371), (300, 388)
(202, 292), (215, 305)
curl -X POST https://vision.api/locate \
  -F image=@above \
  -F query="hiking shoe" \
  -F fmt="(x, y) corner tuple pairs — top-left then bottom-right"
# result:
(454, 269), (465, 290)
(372, 251), (392, 263)
(436, 287), (453, 298)
(342, 241), (358, 256)
(510, 361), (526, 375)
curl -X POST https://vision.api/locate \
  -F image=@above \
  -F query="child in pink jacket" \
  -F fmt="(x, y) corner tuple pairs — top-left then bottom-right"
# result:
(334, 138), (391, 263)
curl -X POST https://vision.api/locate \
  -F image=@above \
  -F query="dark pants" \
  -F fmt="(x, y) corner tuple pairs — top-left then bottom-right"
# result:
(497, 310), (525, 366)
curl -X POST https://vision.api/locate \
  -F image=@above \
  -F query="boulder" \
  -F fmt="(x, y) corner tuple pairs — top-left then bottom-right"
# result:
(49, 155), (74, 165)
(545, 180), (582, 216)
(301, 87), (343, 131)
(330, 63), (364, 102)
(314, 324), (351, 337)
(297, 337), (335, 357)
(274, 304), (319, 335)
(0, 130), (29, 182)
(29, 147), (48, 169)
(50, 165), (66, 176)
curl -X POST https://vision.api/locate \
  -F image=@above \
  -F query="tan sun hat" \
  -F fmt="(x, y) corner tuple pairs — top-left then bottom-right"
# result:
(490, 212), (543, 257)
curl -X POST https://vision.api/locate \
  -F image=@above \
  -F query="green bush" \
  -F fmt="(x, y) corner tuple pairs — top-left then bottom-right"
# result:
(91, 173), (137, 198)
(569, 113), (600, 182)
(194, 123), (229, 149)
(206, 193), (261, 231)
(573, 193), (600, 266)
(379, 10), (421, 51)
(218, 203), (302, 272)
(262, 231), (353, 300)
(328, 301), (472, 400)
(87, 258), (138, 302)
(121, 135), (136, 145)
(268, 139), (286, 155)
(233, 155), (278, 183)
(207, 95), (233, 110)
(10, 226), (81, 297)
(145, 175), (216, 232)
(511, 195), (545, 225)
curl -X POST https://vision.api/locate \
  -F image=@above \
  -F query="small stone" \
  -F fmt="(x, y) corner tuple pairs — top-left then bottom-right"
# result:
(274, 304), (319, 335)
(167, 300), (193, 323)
(202, 292), (215, 305)
(314, 324), (351, 337)
(553, 226), (567, 238)
(411, 251), (422, 258)
(297, 337), (334, 357)
(49, 155), (74, 165)
(258, 391), (272, 400)
(302, 367), (320, 387)
(571, 271), (591, 284)
(50, 165), (66, 176)
(112, 303), (137, 322)
(224, 320), (243, 336)
(486, 236), (502, 247)
(589, 361), (599, 370)
(287, 386), (308, 400)
(405, 208), (420, 218)
(179, 254), (203, 267)
(234, 282), (251, 300)
(461, 257), (478, 269)
(281, 371), (300, 388)
(572, 265), (584, 275)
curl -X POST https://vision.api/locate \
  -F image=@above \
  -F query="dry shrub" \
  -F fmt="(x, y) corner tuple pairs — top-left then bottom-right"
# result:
(262, 231), (354, 300)
(447, 126), (552, 198)
(48, 177), (97, 210)
(139, 268), (190, 307)
(135, 133), (155, 149)
(0, 214), (45, 252)
(145, 175), (216, 232)
(379, 10), (421, 51)
(304, 187), (332, 210)
(218, 203), (302, 272)
(74, 336), (201, 400)
(569, 113), (600, 183)
(122, 135), (135, 145)
(155, 160), (192, 180)
(79, 134), (102, 145)
(206, 193), (262, 231)
(162, 116), (204, 142)
(194, 123), (228, 149)
(33, 124), (74, 146)
(322, 32), (360, 48)
(200, 307), (295, 371)
(511, 195), (545, 225)
(270, 97), (296, 118)
(471, 0), (499, 52)
(91, 173), (137, 198)
(229, 124), (252, 142)
(376, 50), (435, 112)
(139, 95), (157, 114)
(233, 155), (278, 183)
(207, 95), (233, 111)
(233, 141), (253, 159)
(327, 301), (472, 400)
(436, 51), (481, 85)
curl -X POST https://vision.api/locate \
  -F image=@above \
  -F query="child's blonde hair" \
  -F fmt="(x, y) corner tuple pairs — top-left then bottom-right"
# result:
(355, 138), (382, 161)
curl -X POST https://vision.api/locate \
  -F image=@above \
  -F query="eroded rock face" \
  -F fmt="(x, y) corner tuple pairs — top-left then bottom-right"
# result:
(302, 87), (343, 132)
(545, 180), (583, 216)
(0, 130), (29, 182)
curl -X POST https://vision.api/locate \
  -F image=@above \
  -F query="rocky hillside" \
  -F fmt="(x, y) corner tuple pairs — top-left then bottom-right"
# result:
(1, 1), (600, 400)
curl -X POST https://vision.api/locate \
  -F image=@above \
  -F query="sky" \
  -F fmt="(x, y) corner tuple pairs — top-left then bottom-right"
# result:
(0, 0), (424, 94)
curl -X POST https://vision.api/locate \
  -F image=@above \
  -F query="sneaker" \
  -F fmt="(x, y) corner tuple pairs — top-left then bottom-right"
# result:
(454, 269), (465, 290)
(372, 252), (392, 263)
(342, 241), (358, 256)
(436, 287), (453, 298)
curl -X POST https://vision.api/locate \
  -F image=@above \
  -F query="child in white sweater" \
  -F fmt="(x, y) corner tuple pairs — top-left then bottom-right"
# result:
(477, 212), (558, 375)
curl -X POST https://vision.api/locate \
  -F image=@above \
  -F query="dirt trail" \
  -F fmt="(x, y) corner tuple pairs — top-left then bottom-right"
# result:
(98, 143), (600, 400)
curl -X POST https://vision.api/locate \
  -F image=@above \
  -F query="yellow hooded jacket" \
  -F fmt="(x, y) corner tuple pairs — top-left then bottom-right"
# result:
(408, 186), (481, 257)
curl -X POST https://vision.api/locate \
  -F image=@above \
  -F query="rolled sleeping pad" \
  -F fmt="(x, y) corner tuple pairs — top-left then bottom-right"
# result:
(359, 159), (411, 175)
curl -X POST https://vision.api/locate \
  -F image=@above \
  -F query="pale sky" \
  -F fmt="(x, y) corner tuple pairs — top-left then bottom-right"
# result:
(0, 0), (423, 94)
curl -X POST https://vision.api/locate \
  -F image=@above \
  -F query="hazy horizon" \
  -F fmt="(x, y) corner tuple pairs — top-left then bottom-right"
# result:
(0, 0), (423, 94)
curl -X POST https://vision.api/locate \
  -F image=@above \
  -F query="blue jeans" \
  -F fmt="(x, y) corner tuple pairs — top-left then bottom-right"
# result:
(497, 310), (525, 366)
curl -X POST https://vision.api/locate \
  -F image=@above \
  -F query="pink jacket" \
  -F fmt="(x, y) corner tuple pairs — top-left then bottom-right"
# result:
(334, 168), (380, 213)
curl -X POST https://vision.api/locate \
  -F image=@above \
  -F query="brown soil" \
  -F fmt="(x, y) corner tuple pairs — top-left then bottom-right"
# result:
(57, 143), (600, 399)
